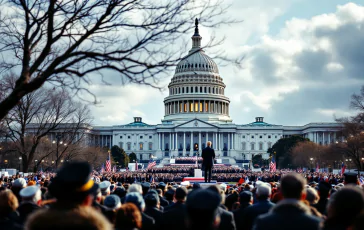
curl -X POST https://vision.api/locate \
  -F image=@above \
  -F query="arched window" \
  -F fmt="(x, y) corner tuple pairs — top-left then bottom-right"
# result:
(259, 142), (263, 150)
(204, 87), (207, 93)
(200, 87), (202, 93)
(251, 143), (255, 150)
(186, 87), (189, 93)
(191, 87), (193, 93)
(148, 142), (153, 150)
(195, 86), (198, 92)
(212, 88), (215, 94)
(208, 87), (211, 93)
(182, 87), (184, 93)
(179, 88), (181, 94)
(139, 142), (143, 150)
(127, 142), (131, 151)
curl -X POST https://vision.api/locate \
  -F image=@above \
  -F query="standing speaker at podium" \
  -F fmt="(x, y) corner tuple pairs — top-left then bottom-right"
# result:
(202, 141), (215, 183)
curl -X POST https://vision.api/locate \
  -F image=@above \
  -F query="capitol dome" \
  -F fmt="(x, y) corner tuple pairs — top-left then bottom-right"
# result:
(175, 50), (219, 74)
(162, 19), (231, 124)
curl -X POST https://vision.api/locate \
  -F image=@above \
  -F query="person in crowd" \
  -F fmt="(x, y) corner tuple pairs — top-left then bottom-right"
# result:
(17, 186), (41, 225)
(26, 205), (112, 230)
(141, 182), (151, 196)
(128, 184), (143, 194)
(343, 172), (358, 185)
(0, 189), (22, 230)
(99, 180), (111, 201)
(242, 183), (275, 230)
(25, 162), (103, 229)
(186, 188), (221, 230)
(233, 191), (253, 230)
(113, 186), (127, 203)
(162, 187), (188, 230)
(207, 185), (236, 230)
(304, 187), (322, 218)
(225, 190), (239, 211)
(103, 195), (121, 223)
(92, 184), (107, 213)
(313, 181), (331, 215)
(202, 141), (215, 183)
(322, 186), (364, 230)
(115, 203), (142, 230)
(156, 188), (169, 207)
(125, 192), (155, 230)
(144, 191), (163, 229)
(11, 178), (27, 202)
(253, 173), (321, 230)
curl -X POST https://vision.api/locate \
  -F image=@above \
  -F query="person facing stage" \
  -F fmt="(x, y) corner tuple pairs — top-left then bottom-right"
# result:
(202, 141), (216, 183)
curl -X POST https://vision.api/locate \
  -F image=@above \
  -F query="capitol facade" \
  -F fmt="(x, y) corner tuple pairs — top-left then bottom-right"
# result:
(40, 20), (342, 164)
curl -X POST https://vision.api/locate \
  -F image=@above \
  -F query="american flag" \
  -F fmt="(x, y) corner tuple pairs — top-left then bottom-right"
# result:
(341, 162), (346, 175)
(147, 158), (156, 169)
(270, 155), (276, 172)
(106, 154), (111, 172)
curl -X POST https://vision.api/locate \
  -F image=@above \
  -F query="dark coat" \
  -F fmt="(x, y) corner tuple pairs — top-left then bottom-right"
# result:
(0, 212), (22, 230)
(252, 199), (321, 230)
(202, 146), (215, 170)
(313, 198), (328, 215)
(144, 207), (163, 230)
(159, 196), (169, 207)
(162, 202), (187, 230)
(241, 200), (275, 230)
(217, 207), (236, 230)
(17, 202), (40, 224)
(233, 202), (252, 230)
(141, 212), (156, 230)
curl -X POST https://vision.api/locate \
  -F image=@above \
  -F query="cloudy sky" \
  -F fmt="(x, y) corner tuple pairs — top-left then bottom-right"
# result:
(90, 0), (364, 126)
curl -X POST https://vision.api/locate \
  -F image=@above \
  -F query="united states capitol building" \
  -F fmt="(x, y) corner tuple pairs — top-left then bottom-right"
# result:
(38, 20), (342, 164)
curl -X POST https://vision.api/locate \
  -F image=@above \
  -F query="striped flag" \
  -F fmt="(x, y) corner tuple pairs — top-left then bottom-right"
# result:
(341, 162), (346, 175)
(106, 153), (111, 172)
(147, 158), (156, 169)
(270, 155), (276, 172)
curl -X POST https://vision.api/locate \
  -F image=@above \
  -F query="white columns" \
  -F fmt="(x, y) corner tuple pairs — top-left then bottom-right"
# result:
(169, 133), (172, 150)
(158, 133), (161, 150)
(228, 133), (230, 150)
(206, 132), (209, 144)
(162, 133), (164, 151)
(215, 133), (218, 149)
(328, 132), (331, 144)
(323, 132), (325, 145)
(199, 132), (201, 152)
(175, 132), (178, 150)
(183, 132), (186, 150)
(219, 133), (222, 150)
(232, 133), (234, 150)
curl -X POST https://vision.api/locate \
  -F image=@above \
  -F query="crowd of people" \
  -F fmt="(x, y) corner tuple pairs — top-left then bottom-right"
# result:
(1, 161), (364, 230)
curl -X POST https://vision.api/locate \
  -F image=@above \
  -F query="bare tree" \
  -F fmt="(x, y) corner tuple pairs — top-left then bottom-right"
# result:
(0, 0), (240, 121)
(290, 141), (339, 169)
(334, 85), (364, 171)
(3, 74), (92, 171)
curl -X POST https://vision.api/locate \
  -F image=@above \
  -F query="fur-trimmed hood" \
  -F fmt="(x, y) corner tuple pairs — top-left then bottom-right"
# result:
(270, 199), (312, 215)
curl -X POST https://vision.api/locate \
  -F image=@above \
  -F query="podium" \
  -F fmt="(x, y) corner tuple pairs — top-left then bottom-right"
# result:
(194, 169), (202, 177)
